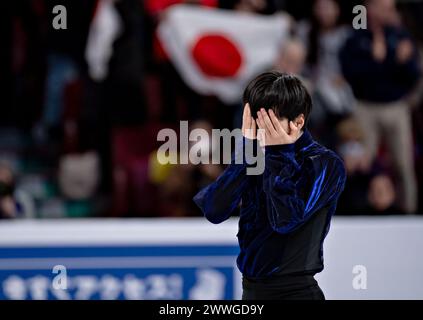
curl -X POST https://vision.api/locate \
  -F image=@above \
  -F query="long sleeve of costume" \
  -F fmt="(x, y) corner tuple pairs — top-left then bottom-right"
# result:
(193, 138), (255, 224)
(263, 143), (346, 234)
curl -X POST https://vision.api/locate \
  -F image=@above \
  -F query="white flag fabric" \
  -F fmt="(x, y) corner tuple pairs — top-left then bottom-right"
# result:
(85, 0), (122, 81)
(157, 5), (290, 104)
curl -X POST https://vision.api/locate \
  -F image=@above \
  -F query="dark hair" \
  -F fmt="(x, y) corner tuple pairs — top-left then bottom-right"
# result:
(243, 71), (312, 127)
(307, 0), (342, 66)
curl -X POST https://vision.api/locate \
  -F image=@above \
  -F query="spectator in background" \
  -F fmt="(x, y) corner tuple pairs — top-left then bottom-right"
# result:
(336, 117), (368, 176)
(34, 0), (95, 145)
(340, 0), (421, 214)
(335, 117), (371, 215)
(366, 173), (400, 215)
(274, 38), (307, 76)
(0, 162), (35, 219)
(297, 0), (354, 147)
(335, 118), (402, 215)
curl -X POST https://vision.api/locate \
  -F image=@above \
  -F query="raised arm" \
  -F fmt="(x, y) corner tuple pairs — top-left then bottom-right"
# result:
(193, 144), (252, 224)
(193, 104), (257, 224)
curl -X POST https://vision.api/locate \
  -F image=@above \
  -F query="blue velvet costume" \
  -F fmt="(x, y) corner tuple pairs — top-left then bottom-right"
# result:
(194, 130), (346, 279)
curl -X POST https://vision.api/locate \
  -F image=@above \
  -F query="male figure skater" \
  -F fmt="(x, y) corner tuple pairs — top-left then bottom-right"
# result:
(194, 72), (346, 300)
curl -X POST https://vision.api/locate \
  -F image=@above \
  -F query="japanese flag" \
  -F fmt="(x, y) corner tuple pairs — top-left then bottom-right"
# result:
(157, 5), (290, 104)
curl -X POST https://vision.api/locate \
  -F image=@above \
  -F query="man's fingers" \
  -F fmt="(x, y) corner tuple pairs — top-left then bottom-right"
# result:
(245, 103), (251, 127)
(256, 111), (265, 129)
(256, 127), (263, 139)
(246, 104), (255, 131)
(242, 106), (247, 134)
(256, 126), (265, 146)
(242, 104), (248, 124)
(245, 104), (252, 129)
(246, 103), (251, 117)
(242, 104), (249, 130)
(268, 109), (287, 135)
(260, 109), (277, 136)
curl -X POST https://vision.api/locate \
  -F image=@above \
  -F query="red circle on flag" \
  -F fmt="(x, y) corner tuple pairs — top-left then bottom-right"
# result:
(191, 34), (243, 78)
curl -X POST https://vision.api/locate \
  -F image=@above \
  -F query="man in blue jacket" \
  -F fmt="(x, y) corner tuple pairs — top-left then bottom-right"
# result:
(194, 72), (346, 300)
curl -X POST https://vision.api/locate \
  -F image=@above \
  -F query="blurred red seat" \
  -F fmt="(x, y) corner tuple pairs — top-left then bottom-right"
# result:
(111, 123), (174, 217)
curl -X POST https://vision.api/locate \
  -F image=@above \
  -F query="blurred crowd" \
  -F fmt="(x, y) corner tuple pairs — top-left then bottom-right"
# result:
(0, 0), (422, 219)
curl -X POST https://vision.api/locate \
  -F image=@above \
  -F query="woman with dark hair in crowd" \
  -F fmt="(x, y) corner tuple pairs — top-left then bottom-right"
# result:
(297, 0), (355, 148)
